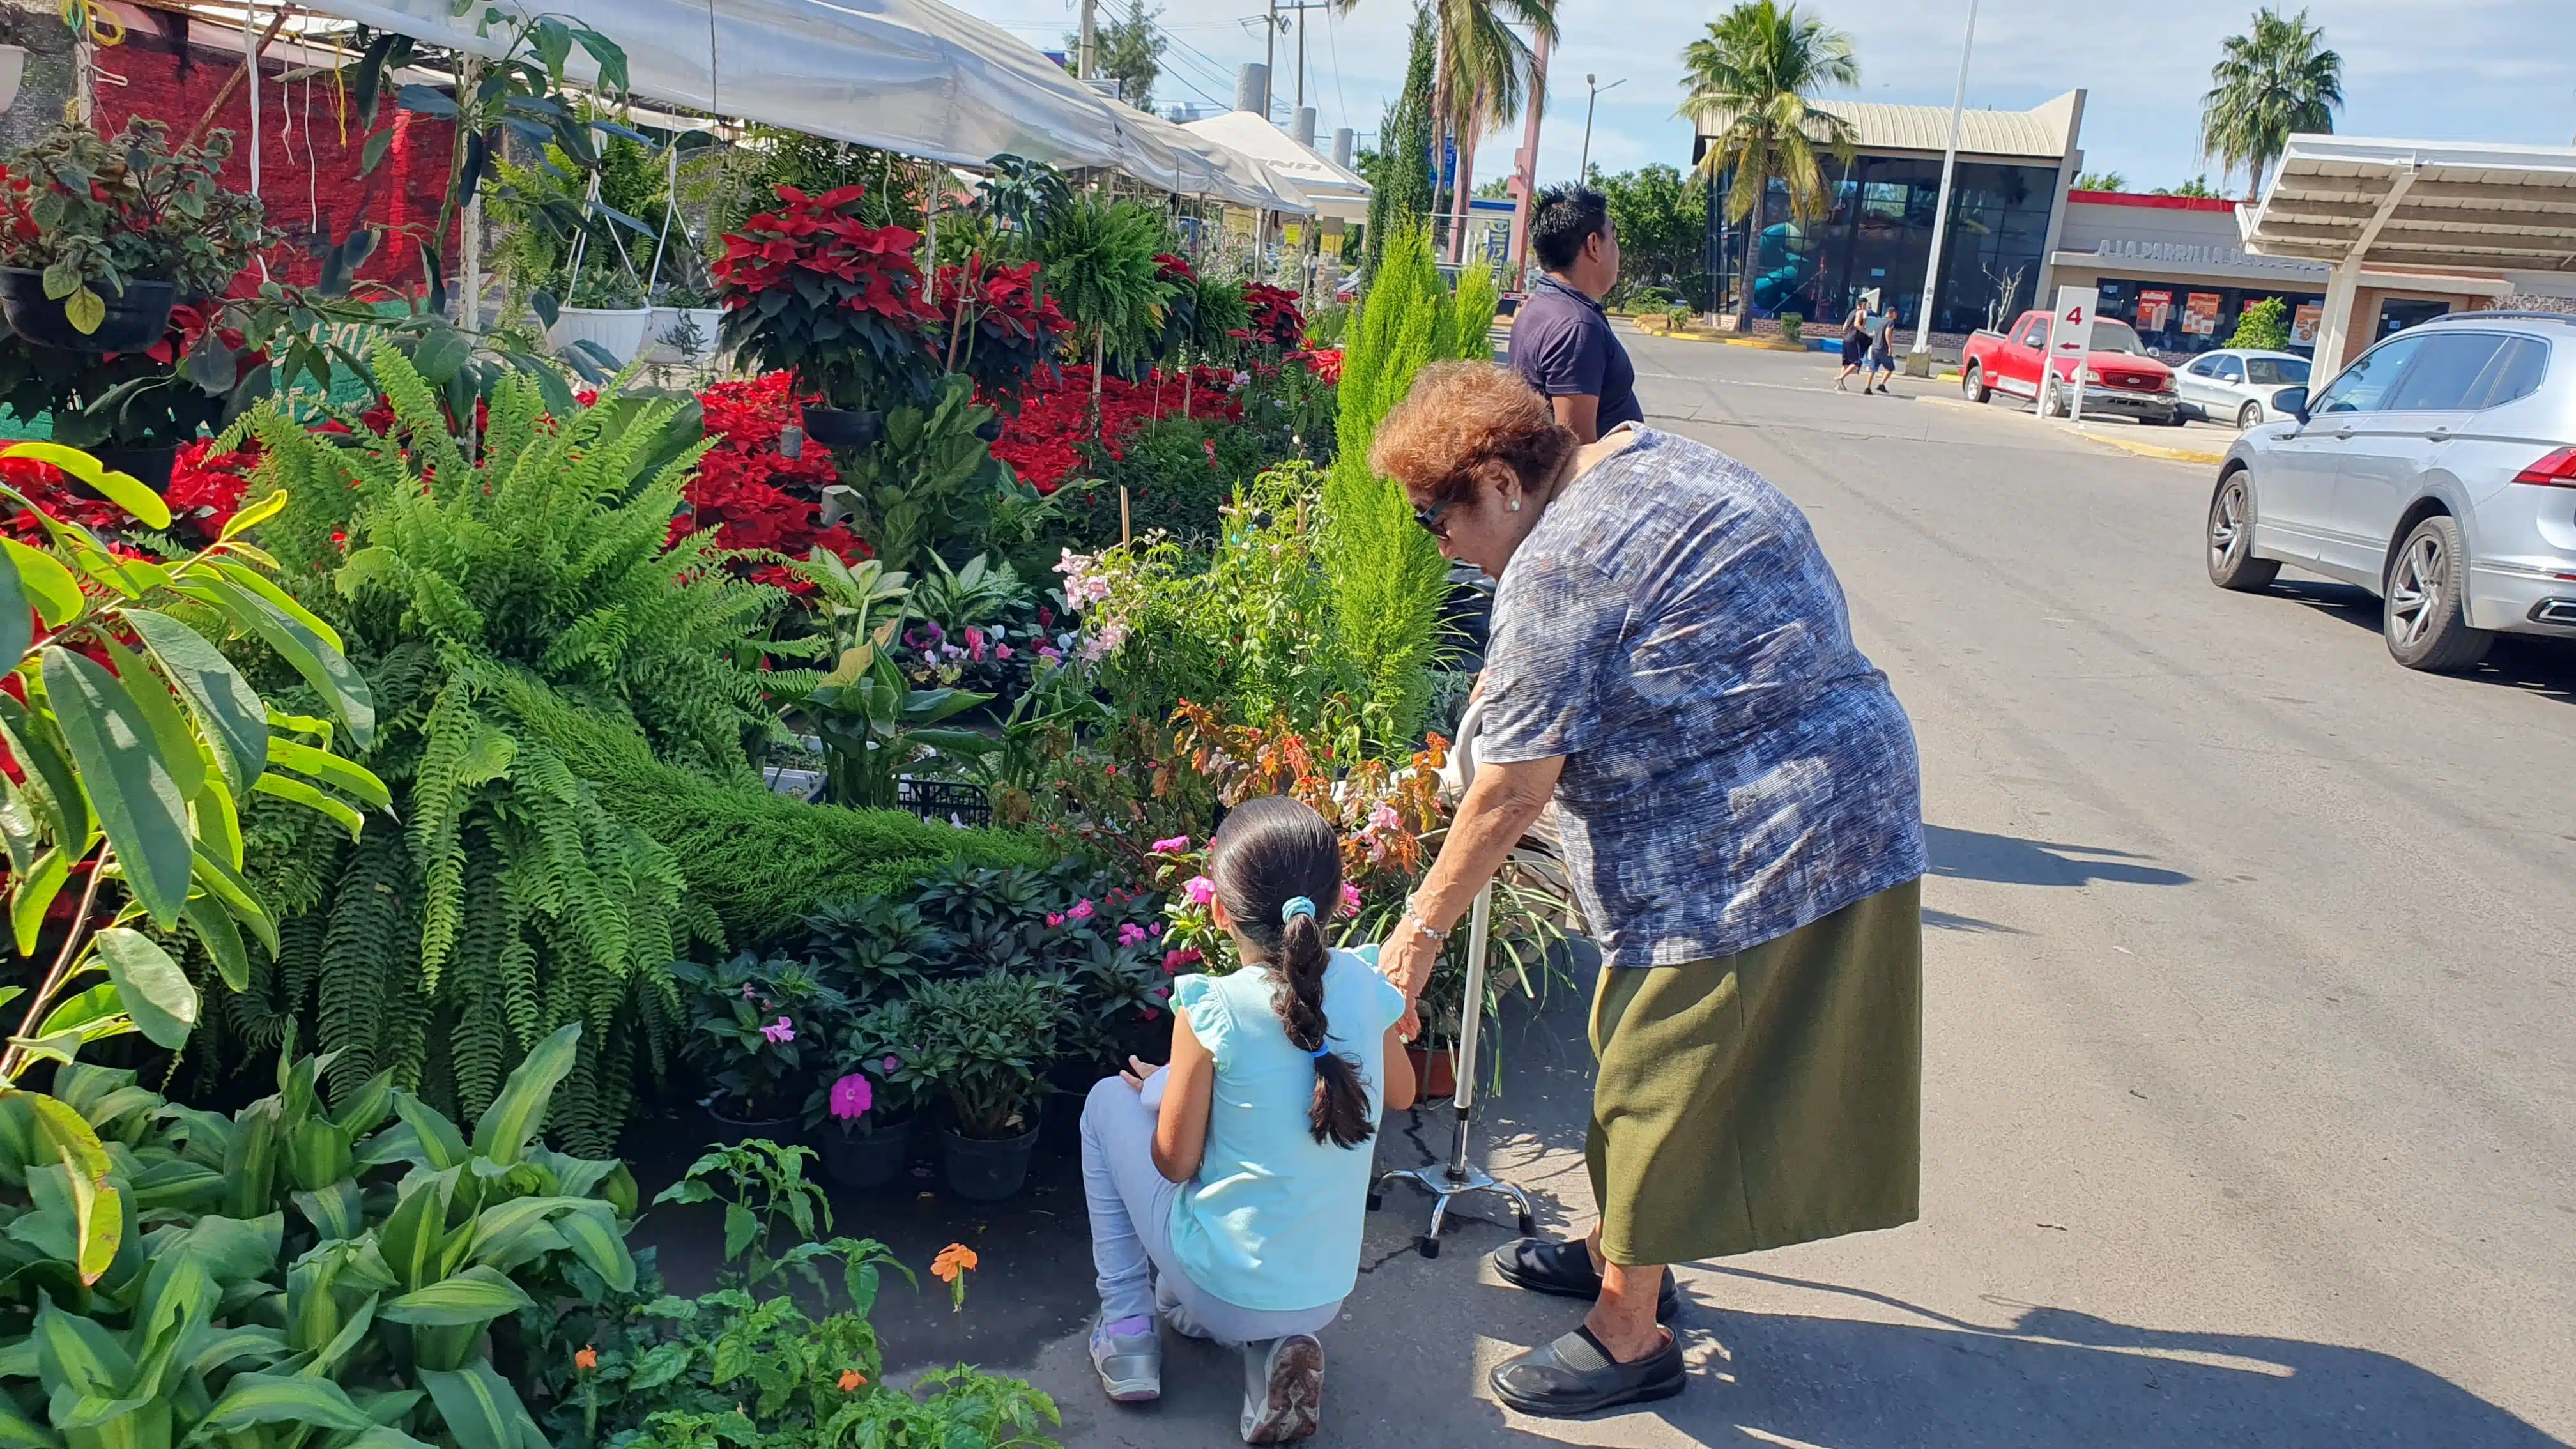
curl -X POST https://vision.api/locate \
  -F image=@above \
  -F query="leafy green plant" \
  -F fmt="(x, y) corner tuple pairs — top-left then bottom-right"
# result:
(668, 954), (846, 1119)
(806, 996), (935, 1128)
(1036, 195), (1174, 398)
(2222, 295), (2292, 351)
(218, 344), (777, 1150)
(0, 443), (381, 1281)
(567, 266), (647, 309)
(838, 376), (1020, 571)
(908, 551), (1029, 634)
(652, 1139), (899, 1296)
(904, 972), (1071, 1138)
(1779, 310), (1804, 342)
(0, 117), (271, 332)
(0, 1023), (640, 1449)
(774, 548), (996, 810)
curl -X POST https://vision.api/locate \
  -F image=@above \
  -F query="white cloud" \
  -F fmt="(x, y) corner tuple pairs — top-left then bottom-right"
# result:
(951, 0), (2576, 194)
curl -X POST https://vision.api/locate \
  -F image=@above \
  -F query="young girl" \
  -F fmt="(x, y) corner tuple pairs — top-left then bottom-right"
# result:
(1079, 795), (1416, 1444)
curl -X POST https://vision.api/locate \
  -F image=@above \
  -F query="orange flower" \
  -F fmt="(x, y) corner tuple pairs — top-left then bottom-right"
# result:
(838, 1368), (866, 1392)
(574, 1346), (598, 1372)
(930, 1243), (979, 1281)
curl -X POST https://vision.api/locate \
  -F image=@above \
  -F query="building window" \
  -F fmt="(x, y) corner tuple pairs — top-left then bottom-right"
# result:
(2090, 277), (2326, 360)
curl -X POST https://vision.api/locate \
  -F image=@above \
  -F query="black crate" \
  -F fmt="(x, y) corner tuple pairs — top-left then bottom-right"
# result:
(897, 778), (993, 828)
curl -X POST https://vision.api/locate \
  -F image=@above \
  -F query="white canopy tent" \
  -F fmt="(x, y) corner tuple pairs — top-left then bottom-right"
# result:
(1182, 110), (1370, 224)
(291, 0), (1311, 212)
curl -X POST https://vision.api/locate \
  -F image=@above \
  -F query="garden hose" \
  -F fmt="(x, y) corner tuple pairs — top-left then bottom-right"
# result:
(60, 0), (123, 47)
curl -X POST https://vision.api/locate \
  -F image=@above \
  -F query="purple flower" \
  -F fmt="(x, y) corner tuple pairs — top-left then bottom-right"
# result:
(1117, 922), (1149, 948)
(760, 1016), (795, 1045)
(1150, 834), (1192, 854)
(882, 1055), (900, 1073)
(1070, 898), (1096, 922)
(1150, 921), (1163, 936)
(1338, 882), (1364, 917)
(1182, 875), (1216, 907)
(829, 1073), (872, 1121)
(740, 983), (755, 1000)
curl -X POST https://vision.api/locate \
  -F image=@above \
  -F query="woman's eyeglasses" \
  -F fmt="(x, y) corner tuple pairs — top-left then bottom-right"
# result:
(1412, 498), (1452, 540)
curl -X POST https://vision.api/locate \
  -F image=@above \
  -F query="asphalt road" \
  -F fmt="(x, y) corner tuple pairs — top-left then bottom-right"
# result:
(1008, 326), (2576, 1448)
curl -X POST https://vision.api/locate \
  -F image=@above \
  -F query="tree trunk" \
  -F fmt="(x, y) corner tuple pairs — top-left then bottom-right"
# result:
(1450, 125), (1479, 266)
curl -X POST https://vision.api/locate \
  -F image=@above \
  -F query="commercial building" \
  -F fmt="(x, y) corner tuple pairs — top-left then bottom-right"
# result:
(1692, 91), (2085, 337)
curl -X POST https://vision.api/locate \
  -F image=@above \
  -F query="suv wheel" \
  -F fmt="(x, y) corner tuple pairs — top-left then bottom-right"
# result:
(2383, 514), (2494, 671)
(2236, 399), (2264, 429)
(2207, 471), (2280, 591)
(1963, 363), (1991, 404)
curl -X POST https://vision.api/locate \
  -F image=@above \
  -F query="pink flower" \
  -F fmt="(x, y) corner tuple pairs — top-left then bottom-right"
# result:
(740, 983), (755, 1000)
(882, 1055), (900, 1073)
(1149, 921), (1163, 936)
(1117, 922), (1149, 947)
(1045, 912), (1066, 928)
(1150, 834), (1192, 854)
(996, 643), (1013, 660)
(1367, 802), (1401, 834)
(760, 1016), (795, 1045)
(1070, 898), (1096, 921)
(965, 626), (987, 661)
(1162, 946), (1203, 974)
(1182, 876), (1216, 907)
(829, 1073), (873, 1120)
(1338, 882), (1363, 917)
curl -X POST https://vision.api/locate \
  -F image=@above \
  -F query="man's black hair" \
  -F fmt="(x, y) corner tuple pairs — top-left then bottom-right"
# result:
(1530, 185), (1611, 273)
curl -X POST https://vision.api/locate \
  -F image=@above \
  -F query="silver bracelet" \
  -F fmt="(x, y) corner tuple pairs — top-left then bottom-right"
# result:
(1402, 912), (1449, 944)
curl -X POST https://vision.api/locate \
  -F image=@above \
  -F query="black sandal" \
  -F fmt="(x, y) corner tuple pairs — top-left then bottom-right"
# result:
(1489, 1324), (1686, 1417)
(1489, 1239), (1682, 1321)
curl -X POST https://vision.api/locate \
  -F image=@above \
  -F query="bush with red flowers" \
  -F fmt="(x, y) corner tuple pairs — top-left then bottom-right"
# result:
(933, 257), (1068, 414)
(989, 363), (1245, 496)
(714, 183), (940, 414)
(1240, 283), (1305, 351)
(675, 371), (871, 591)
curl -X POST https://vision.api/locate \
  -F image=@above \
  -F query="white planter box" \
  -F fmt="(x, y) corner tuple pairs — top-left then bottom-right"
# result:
(548, 306), (652, 367)
(641, 306), (726, 365)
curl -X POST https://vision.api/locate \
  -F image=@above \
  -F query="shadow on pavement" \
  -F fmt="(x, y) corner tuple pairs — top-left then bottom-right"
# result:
(1925, 824), (2193, 887)
(2271, 579), (2576, 703)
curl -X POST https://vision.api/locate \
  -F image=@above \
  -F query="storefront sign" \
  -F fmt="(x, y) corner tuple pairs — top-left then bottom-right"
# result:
(2182, 292), (2221, 336)
(2136, 289), (2173, 332)
(2292, 302), (2324, 346)
(2090, 238), (2313, 274)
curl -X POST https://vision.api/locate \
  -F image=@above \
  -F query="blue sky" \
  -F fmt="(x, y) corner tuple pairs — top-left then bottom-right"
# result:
(952, 0), (2576, 194)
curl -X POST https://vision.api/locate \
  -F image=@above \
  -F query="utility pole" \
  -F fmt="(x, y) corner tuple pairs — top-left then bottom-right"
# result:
(1078, 0), (1097, 78)
(1296, 1), (1306, 109)
(1908, 0), (1978, 371)
(1264, 0), (1277, 119)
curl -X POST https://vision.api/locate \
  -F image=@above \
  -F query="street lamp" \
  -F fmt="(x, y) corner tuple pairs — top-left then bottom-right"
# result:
(1908, 0), (1977, 371)
(1579, 75), (1625, 183)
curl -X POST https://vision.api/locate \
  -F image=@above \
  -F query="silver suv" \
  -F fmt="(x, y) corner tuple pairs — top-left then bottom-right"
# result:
(2205, 310), (2576, 671)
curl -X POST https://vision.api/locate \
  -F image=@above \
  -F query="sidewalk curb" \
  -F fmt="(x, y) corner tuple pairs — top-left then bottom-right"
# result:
(1913, 393), (2227, 466)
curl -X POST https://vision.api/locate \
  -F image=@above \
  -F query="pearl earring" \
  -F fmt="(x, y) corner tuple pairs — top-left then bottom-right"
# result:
(1507, 497), (1522, 512)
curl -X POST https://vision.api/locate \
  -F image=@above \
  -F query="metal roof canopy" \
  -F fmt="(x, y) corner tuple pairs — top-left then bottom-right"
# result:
(2240, 135), (2576, 371)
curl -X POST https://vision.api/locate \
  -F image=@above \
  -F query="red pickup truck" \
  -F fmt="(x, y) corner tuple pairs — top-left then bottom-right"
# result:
(1960, 309), (2183, 425)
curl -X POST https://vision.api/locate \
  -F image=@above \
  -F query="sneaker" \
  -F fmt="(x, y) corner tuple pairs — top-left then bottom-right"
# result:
(1091, 1314), (1162, 1404)
(1239, 1333), (1324, 1443)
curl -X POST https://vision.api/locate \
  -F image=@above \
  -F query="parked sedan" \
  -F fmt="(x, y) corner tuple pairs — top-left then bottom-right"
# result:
(2177, 349), (2312, 429)
(2205, 312), (2576, 671)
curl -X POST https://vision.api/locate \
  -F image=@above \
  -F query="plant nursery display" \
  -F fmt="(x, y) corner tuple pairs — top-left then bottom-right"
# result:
(715, 183), (940, 440)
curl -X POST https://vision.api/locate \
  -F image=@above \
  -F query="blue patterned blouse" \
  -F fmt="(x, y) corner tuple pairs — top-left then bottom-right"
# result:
(1476, 427), (1926, 967)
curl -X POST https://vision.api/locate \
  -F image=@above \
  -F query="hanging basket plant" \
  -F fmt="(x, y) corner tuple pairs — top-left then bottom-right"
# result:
(0, 118), (266, 351)
(714, 183), (940, 447)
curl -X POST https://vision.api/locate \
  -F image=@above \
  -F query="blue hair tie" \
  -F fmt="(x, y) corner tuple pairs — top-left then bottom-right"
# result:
(1280, 896), (1317, 923)
(1310, 1042), (1333, 1060)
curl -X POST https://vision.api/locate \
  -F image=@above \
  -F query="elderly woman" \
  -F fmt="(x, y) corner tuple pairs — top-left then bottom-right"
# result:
(1370, 363), (1926, 1417)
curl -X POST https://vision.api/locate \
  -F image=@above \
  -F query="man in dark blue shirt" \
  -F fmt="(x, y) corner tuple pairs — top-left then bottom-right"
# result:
(1507, 185), (1641, 443)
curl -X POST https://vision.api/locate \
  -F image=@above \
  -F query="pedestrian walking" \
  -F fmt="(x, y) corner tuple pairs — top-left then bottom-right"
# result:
(1835, 301), (1871, 391)
(1866, 302), (1898, 393)
(1506, 185), (1639, 443)
(1368, 362), (1928, 1418)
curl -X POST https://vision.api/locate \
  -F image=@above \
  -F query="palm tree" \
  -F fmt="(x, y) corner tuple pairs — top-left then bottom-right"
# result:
(2199, 7), (2343, 200)
(1342, 0), (1556, 264)
(1680, 1), (1858, 328)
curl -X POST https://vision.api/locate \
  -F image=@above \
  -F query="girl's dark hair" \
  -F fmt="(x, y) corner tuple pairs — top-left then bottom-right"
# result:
(1208, 795), (1374, 1149)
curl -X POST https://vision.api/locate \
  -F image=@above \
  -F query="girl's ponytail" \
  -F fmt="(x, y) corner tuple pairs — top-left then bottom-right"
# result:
(1208, 795), (1377, 1149)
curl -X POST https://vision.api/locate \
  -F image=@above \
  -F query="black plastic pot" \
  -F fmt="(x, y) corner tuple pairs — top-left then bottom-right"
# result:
(87, 444), (176, 496)
(0, 269), (175, 353)
(801, 406), (882, 449)
(698, 1097), (801, 1151)
(972, 417), (1002, 443)
(820, 1116), (916, 1190)
(939, 1122), (1039, 1202)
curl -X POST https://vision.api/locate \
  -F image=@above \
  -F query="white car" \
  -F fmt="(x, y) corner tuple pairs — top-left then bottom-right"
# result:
(2177, 348), (2313, 429)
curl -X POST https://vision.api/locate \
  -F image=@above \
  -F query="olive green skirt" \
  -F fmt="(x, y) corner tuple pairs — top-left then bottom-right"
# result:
(1586, 877), (1922, 1267)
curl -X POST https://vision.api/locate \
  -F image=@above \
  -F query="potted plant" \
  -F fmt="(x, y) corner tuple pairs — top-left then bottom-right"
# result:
(669, 952), (848, 1143)
(905, 971), (1071, 1200)
(716, 182), (940, 450)
(803, 997), (937, 1190)
(932, 256), (1067, 420)
(548, 266), (653, 366)
(644, 279), (726, 366)
(0, 117), (264, 351)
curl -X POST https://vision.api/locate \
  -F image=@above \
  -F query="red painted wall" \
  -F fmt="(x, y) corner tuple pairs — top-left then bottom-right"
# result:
(91, 4), (456, 294)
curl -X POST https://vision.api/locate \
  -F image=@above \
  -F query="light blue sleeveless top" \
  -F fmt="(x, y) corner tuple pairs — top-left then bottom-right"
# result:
(1165, 948), (1406, 1311)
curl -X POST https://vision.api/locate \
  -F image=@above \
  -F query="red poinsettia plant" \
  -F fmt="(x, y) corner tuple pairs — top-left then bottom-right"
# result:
(714, 183), (940, 414)
(933, 257), (1068, 414)
(1239, 282), (1304, 351)
(672, 371), (870, 591)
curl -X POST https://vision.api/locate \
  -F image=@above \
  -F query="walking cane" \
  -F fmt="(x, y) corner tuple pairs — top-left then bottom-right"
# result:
(1368, 695), (1537, 1257)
